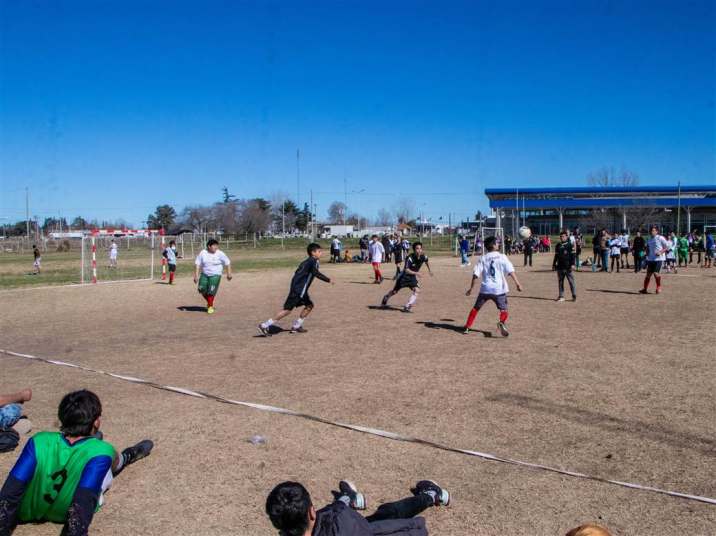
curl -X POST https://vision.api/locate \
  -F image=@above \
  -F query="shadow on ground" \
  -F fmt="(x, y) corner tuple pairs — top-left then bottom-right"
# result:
(417, 321), (493, 337)
(486, 393), (716, 456)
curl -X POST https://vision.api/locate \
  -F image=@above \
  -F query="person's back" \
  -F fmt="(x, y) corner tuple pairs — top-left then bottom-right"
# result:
(16, 431), (116, 524)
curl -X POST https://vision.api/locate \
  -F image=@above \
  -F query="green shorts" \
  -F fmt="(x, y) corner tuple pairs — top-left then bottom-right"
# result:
(198, 273), (222, 296)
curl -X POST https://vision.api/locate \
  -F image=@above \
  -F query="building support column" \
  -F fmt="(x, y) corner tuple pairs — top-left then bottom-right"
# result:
(496, 210), (502, 230)
(686, 207), (691, 233)
(558, 209), (564, 231)
(622, 210), (627, 231)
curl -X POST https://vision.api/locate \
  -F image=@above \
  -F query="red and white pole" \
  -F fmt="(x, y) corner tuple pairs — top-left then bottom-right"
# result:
(91, 230), (98, 284)
(160, 228), (167, 280)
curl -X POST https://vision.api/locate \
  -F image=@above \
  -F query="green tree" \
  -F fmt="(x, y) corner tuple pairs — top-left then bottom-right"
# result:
(147, 205), (177, 230)
(222, 186), (236, 203)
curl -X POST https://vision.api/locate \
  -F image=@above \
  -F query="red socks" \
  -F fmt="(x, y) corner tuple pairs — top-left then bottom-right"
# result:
(207, 295), (215, 307)
(374, 269), (382, 280)
(465, 308), (478, 328)
(169, 272), (174, 283)
(655, 275), (661, 287)
(499, 310), (509, 323)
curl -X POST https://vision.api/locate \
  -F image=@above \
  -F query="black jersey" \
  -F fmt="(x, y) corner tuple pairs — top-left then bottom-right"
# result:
(404, 253), (428, 273)
(289, 256), (330, 297)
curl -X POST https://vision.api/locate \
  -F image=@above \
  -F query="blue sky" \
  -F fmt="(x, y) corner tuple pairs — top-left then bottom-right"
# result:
(1, 0), (714, 226)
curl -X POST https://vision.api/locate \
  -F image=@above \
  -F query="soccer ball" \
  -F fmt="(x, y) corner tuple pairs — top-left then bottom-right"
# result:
(518, 226), (532, 240)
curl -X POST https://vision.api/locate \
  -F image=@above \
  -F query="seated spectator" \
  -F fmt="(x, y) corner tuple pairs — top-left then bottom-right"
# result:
(0, 389), (153, 535)
(565, 523), (613, 536)
(0, 388), (32, 430)
(266, 479), (450, 536)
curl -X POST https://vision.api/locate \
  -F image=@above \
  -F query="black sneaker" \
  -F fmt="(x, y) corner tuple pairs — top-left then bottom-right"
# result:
(121, 439), (154, 468)
(402, 306), (412, 313)
(381, 295), (389, 307)
(638, 288), (649, 294)
(411, 480), (450, 507)
(497, 321), (509, 337)
(333, 480), (366, 510)
(290, 326), (308, 334)
(257, 324), (272, 337)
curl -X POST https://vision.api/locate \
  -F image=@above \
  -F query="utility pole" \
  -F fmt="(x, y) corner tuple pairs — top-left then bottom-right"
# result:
(309, 189), (314, 240)
(281, 200), (285, 250)
(676, 181), (682, 235)
(25, 187), (30, 238)
(296, 149), (300, 207)
(343, 173), (347, 224)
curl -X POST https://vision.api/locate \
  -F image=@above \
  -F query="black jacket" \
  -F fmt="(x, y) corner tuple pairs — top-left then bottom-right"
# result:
(313, 503), (428, 536)
(552, 241), (575, 271)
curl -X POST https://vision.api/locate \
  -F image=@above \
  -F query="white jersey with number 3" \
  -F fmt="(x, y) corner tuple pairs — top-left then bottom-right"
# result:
(473, 251), (514, 295)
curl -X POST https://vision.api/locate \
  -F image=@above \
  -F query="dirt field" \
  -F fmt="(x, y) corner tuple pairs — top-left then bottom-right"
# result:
(1, 252), (715, 535)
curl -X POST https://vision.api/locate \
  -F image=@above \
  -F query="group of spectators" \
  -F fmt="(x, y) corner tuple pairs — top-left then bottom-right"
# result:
(590, 227), (715, 273)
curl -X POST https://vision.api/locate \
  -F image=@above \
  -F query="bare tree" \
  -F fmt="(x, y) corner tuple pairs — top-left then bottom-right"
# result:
(375, 208), (392, 226)
(328, 201), (347, 224)
(587, 166), (639, 188)
(393, 197), (415, 224)
(585, 167), (662, 231)
(238, 199), (272, 235)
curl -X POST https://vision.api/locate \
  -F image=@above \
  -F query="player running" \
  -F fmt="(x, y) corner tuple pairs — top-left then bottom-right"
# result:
(463, 236), (523, 336)
(31, 245), (41, 275)
(381, 241), (432, 313)
(0, 390), (152, 536)
(639, 225), (669, 294)
(194, 239), (232, 314)
(258, 243), (333, 336)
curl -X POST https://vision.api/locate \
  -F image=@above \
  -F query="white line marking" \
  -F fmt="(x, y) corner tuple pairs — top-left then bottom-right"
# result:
(1, 347), (714, 506)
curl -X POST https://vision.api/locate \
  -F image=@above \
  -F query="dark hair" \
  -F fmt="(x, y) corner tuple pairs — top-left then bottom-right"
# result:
(266, 482), (312, 536)
(169, 240), (176, 246)
(58, 390), (102, 437)
(371, 234), (378, 239)
(484, 236), (497, 250)
(559, 229), (567, 236)
(650, 225), (658, 232)
(307, 243), (321, 255)
(32, 244), (37, 248)
(207, 239), (219, 248)
(412, 241), (423, 250)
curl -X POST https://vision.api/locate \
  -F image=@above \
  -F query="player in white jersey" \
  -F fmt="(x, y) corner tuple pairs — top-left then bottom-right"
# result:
(463, 236), (523, 336)
(368, 235), (385, 283)
(108, 240), (118, 268)
(639, 226), (669, 294)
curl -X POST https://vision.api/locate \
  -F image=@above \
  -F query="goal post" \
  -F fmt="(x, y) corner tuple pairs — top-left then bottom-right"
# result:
(81, 229), (156, 284)
(473, 226), (505, 255)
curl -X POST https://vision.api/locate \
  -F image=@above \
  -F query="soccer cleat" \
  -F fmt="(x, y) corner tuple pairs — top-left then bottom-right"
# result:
(402, 305), (412, 313)
(655, 286), (661, 294)
(557, 297), (565, 302)
(290, 326), (308, 334)
(121, 439), (154, 468)
(572, 296), (577, 302)
(381, 295), (389, 307)
(335, 480), (367, 510)
(463, 327), (470, 335)
(257, 324), (271, 337)
(497, 321), (509, 337)
(411, 480), (450, 507)
(207, 306), (215, 314)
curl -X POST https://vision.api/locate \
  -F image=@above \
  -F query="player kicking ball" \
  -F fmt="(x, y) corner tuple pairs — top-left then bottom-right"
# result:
(463, 236), (523, 336)
(381, 241), (432, 313)
(258, 243), (333, 336)
(194, 238), (232, 314)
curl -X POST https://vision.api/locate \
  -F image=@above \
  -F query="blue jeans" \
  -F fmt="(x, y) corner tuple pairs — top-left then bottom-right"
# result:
(601, 250), (610, 271)
(0, 404), (22, 428)
(460, 250), (469, 264)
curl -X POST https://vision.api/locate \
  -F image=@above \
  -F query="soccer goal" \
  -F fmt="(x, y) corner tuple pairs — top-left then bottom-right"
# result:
(81, 230), (157, 284)
(473, 226), (505, 255)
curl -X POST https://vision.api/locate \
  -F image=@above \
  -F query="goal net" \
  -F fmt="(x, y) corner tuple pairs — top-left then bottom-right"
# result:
(472, 226), (505, 255)
(81, 230), (156, 284)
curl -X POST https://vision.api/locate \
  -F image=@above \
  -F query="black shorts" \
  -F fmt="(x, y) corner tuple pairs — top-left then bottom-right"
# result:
(646, 260), (663, 274)
(393, 273), (418, 292)
(620, 248), (629, 255)
(283, 292), (313, 311)
(474, 293), (508, 311)
(168, 264), (177, 273)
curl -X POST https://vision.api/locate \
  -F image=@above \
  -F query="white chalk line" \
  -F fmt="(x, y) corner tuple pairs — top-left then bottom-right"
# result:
(1, 347), (714, 507)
